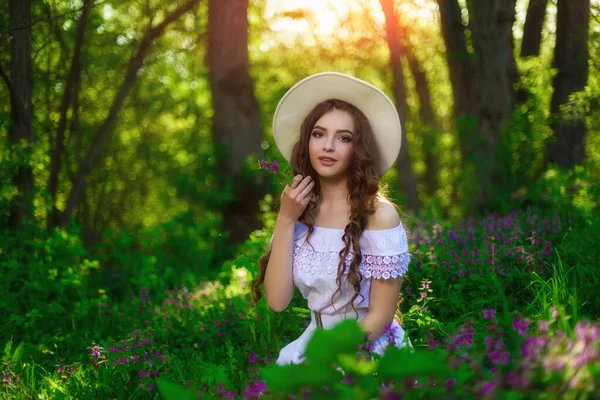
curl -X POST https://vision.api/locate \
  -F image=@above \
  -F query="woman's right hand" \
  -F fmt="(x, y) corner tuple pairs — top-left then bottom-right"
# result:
(278, 174), (315, 224)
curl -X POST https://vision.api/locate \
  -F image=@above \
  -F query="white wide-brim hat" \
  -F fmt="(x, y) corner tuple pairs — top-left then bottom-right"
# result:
(273, 72), (402, 174)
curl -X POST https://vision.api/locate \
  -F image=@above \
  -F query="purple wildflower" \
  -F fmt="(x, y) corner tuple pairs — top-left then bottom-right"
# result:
(57, 361), (65, 374)
(538, 320), (550, 334)
(480, 380), (498, 395)
(242, 381), (267, 398)
(91, 346), (102, 358)
(482, 309), (496, 320)
(1, 372), (12, 385)
(513, 316), (530, 337)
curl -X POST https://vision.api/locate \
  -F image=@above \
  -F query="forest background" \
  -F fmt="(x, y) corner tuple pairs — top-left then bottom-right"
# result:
(1, 0), (599, 398)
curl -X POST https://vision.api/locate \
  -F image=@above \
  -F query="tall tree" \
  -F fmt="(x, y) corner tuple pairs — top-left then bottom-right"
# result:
(402, 27), (439, 197)
(47, 0), (93, 229)
(547, 0), (590, 168)
(207, 0), (264, 242)
(520, 0), (549, 57)
(436, 0), (474, 120)
(59, 0), (202, 226)
(379, 0), (421, 213)
(467, 0), (518, 208)
(3, 0), (34, 229)
(436, 0), (518, 211)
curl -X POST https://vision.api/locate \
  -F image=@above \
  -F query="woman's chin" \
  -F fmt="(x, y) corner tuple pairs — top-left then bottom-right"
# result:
(310, 160), (349, 180)
(314, 168), (347, 181)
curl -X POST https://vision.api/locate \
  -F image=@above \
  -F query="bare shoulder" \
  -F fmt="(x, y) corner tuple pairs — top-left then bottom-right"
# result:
(367, 200), (401, 230)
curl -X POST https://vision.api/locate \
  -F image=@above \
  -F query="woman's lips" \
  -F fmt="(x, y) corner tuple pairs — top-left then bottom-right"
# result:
(318, 157), (337, 166)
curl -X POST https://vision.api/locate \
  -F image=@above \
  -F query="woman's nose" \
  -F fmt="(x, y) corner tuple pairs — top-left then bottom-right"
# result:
(323, 137), (334, 151)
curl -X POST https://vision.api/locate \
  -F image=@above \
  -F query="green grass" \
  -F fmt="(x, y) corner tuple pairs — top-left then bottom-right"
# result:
(0, 205), (599, 399)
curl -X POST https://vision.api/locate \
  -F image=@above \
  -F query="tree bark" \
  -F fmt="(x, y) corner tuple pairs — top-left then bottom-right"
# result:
(467, 0), (518, 209)
(59, 0), (202, 226)
(436, 0), (474, 119)
(7, 0), (34, 229)
(520, 0), (548, 57)
(547, 0), (589, 168)
(208, 0), (264, 243)
(406, 49), (439, 197)
(47, 0), (92, 229)
(379, 0), (421, 213)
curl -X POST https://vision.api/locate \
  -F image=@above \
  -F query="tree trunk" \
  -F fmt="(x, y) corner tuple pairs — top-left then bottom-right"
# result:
(379, 0), (421, 213)
(520, 0), (548, 57)
(467, 0), (517, 209)
(208, 0), (264, 243)
(406, 51), (439, 197)
(59, 0), (201, 226)
(47, 0), (92, 229)
(436, 0), (474, 119)
(504, 2), (522, 106)
(7, 0), (34, 229)
(547, 0), (589, 168)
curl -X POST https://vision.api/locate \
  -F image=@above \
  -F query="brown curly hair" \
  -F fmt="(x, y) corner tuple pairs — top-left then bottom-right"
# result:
(251, 98), (403, 318)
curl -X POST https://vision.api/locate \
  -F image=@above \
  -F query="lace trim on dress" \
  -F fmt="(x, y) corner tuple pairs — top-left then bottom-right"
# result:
(293, 245), (353, 275)
(361, 252), (410, 279)
(293, 245), (409, 279)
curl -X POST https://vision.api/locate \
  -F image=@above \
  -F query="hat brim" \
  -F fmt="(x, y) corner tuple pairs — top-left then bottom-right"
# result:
(272, 72), (402, 174)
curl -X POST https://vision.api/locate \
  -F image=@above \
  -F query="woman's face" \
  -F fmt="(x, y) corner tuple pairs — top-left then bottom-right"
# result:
(308, 109), (355, 180)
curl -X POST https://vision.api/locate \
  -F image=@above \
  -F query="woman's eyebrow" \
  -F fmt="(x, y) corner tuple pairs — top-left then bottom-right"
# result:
(313, 125), (354, 135)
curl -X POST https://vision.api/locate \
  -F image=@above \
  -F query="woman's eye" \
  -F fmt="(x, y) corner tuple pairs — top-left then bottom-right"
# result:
(340, 136), (352, 142)
(311, 131), (324, 138)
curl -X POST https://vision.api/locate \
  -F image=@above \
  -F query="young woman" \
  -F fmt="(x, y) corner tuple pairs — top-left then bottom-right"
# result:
(251, 72), (412, 365)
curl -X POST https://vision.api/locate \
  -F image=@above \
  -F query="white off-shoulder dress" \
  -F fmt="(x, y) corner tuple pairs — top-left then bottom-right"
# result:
(275, 222), (412, 365)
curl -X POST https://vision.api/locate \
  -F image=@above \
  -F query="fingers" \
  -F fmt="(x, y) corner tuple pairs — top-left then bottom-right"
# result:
(298, 179), (315, 201)
(290, 174), (303, 190)
(292, 175), (313, 196)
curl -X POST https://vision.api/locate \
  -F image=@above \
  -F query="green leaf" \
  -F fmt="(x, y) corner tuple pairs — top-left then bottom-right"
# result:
(337, 354), (377, 376)
(377, 348), (452, 381)
(357, 374), (380, 392)
(331, 384), (360, 400)
(3, 339), (12, 361)
(260, 363), (343, 394)
(11, 342), (23, 364)
(502, 390), (529, 400)
(289, 307), (311, 317)
(157, 379), (196, 400)
(304, 320), (365, 365)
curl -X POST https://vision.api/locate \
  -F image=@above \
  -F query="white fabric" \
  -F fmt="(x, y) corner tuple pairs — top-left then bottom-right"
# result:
(274, 222), (412, 365)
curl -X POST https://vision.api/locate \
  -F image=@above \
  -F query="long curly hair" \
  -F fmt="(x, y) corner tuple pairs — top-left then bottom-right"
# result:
(251, 98), (404, 318)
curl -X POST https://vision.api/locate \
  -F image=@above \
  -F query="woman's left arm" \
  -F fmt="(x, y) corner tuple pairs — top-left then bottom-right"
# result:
(360, 277), (403, 341)
(359, 200), (405, 341)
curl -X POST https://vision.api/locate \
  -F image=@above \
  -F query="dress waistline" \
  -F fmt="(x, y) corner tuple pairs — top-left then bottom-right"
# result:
(312, 309), (368, 329)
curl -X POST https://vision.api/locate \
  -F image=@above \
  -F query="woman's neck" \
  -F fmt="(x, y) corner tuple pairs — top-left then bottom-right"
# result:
(317, 176), (349, 209)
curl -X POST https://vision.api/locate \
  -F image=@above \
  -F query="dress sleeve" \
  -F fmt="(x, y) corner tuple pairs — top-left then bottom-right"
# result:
(268, 222), (308, 248)
(359, 224), (410, 280)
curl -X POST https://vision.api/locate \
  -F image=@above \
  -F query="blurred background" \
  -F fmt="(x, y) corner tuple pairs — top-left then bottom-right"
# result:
(1, 0), (598, 250)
